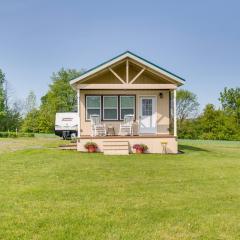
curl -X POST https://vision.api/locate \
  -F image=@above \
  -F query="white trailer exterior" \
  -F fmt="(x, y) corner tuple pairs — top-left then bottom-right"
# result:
(55, 112), (78, 139)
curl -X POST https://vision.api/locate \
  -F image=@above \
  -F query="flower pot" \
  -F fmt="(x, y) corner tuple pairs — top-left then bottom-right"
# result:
(136, 148), (144, 154)
(88, 146), (96, 153)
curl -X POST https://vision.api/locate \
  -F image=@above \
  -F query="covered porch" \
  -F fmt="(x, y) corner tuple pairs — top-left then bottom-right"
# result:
(76, 88), (178, 154)
(75, 82), (178, 155)
(76, 89), (178, 137)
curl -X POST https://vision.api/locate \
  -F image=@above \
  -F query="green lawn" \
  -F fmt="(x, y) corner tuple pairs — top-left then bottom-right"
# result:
(0, 137), (240, 239)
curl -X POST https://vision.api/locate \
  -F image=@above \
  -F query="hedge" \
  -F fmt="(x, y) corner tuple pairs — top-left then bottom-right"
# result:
(0, 132), (35, 138)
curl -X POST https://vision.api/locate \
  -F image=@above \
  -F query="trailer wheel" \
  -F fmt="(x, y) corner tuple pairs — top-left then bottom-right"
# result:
(62, 131), (68, 140)
(71, 133), (77, 139)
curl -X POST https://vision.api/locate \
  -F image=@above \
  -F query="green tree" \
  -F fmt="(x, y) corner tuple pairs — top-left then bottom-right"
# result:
(0, 101), (22, 132)
(199, 104), (223, 139)
(37, 68), (81, 132)
(178, 118), (202, 139)
(0, 69), (6, 117)
(219, 87), (240, 126)
(21, 109), (40, 133)
(179, 103), (240, 141)
(176, 89), (199, 128)
(198, 104), (239, 140)
(24, 90), (37, 115)
(0, 69), (22, 131)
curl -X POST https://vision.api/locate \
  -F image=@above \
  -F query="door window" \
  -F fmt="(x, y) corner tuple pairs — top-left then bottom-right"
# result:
(142, 99), (152, 116)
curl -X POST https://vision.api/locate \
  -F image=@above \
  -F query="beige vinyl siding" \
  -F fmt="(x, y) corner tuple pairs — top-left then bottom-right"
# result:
(79, 89), (170, 135)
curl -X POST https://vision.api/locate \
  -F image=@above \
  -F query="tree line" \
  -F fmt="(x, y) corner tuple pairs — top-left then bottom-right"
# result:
(0, 68), (81, 133)
(0, 67), (239, 140)
(176, 88), (240, 140)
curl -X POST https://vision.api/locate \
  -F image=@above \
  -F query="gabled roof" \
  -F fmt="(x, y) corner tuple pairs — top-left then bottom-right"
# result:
(70, 51), (186, 86)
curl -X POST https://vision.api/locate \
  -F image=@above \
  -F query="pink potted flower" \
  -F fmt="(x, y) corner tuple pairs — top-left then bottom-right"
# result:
(133, 144), (148, 154)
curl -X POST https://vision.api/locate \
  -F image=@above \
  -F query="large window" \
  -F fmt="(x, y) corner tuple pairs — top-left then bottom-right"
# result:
(120, 96), (135, 120)
(85, 95), (135, 121)
(103, 96), (118, 120)
(86, 96), (101, 120)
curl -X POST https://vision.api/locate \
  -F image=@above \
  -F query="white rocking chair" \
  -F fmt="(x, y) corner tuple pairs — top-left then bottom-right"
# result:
(90, 115), (106, 137)
(119, 114), (134, 136)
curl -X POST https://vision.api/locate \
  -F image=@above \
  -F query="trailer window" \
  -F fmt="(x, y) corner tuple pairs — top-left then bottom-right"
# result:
(62, 118), (73, 121)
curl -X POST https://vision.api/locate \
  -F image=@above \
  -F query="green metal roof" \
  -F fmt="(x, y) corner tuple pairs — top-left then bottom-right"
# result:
(71, 50), (186, 83)
(126, 51), (186, 82)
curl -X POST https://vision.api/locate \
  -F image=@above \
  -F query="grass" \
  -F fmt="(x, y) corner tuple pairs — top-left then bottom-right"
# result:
(0, 138), (240, 239)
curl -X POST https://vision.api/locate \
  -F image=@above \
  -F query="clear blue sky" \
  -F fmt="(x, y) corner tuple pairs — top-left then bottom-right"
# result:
(0, 0), (239, 109)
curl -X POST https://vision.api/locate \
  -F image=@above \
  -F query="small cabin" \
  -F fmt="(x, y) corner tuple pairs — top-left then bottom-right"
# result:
(70, 51), (185, 154)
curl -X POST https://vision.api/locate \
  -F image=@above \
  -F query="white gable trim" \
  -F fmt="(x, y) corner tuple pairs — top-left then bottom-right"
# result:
(70, 53), (128, 85)
(128, 53), (185, 85)
(70, 52), (185, 86)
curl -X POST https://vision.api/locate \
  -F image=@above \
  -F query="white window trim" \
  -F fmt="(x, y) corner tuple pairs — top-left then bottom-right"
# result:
(103, 96), (118, 120)
(120, 96), (135, 120)
(86, 96), (101, 120)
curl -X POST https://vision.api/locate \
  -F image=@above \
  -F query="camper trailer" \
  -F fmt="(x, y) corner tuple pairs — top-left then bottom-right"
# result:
(55, 112), (78, 139)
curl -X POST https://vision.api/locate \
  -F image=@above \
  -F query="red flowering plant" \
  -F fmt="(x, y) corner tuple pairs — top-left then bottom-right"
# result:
(84, 142), (98, 153)
(133, 144), (148, 154)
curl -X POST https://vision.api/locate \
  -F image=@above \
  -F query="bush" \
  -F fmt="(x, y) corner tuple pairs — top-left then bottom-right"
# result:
(18, 132), (35, 138)
(84, 142), (98, 149)
(178, 104), (240, 141)
(0, 132), (35, 138)
(133, 144), (148, 152)
(0, 132), (9, 138)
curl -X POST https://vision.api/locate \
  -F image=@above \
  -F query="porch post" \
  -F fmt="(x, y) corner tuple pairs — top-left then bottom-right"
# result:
(77, 89), (81, 137)
(173, 89), (177, 137)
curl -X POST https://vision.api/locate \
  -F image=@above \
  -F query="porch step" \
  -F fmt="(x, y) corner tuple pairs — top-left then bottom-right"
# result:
(59, 144), (77, 150)
(103, 140), (129, 155)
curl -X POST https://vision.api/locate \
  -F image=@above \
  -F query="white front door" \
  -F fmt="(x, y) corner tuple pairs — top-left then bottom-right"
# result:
(139, 96), (157, 134)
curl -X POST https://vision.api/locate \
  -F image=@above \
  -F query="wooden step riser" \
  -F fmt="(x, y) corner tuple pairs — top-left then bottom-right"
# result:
(103, 141), (128, 146)
(103, 141), (130, 155)
(103, 144), (129, 147)
(103, 141), (128, 144)
(104, 149), (129, 155)
(103, 147), (129, 151)
(60, 147), (77, 150)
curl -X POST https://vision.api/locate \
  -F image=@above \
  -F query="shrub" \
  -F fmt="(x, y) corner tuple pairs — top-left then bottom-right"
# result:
(0, 132), (9, 138)
(0, 132), (35, 138)
(84, 142), (98, 149)
(18, 132), (35, 138)
(133, 144), (148, 152)
(8, 132), (18, 138)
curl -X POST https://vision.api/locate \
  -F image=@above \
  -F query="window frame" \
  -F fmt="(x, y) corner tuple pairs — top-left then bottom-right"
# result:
(119, 95), (136, 120)
(103, 95), (118, 120)
(85, 95), (101, 121)
(85, 94), (136, 121)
